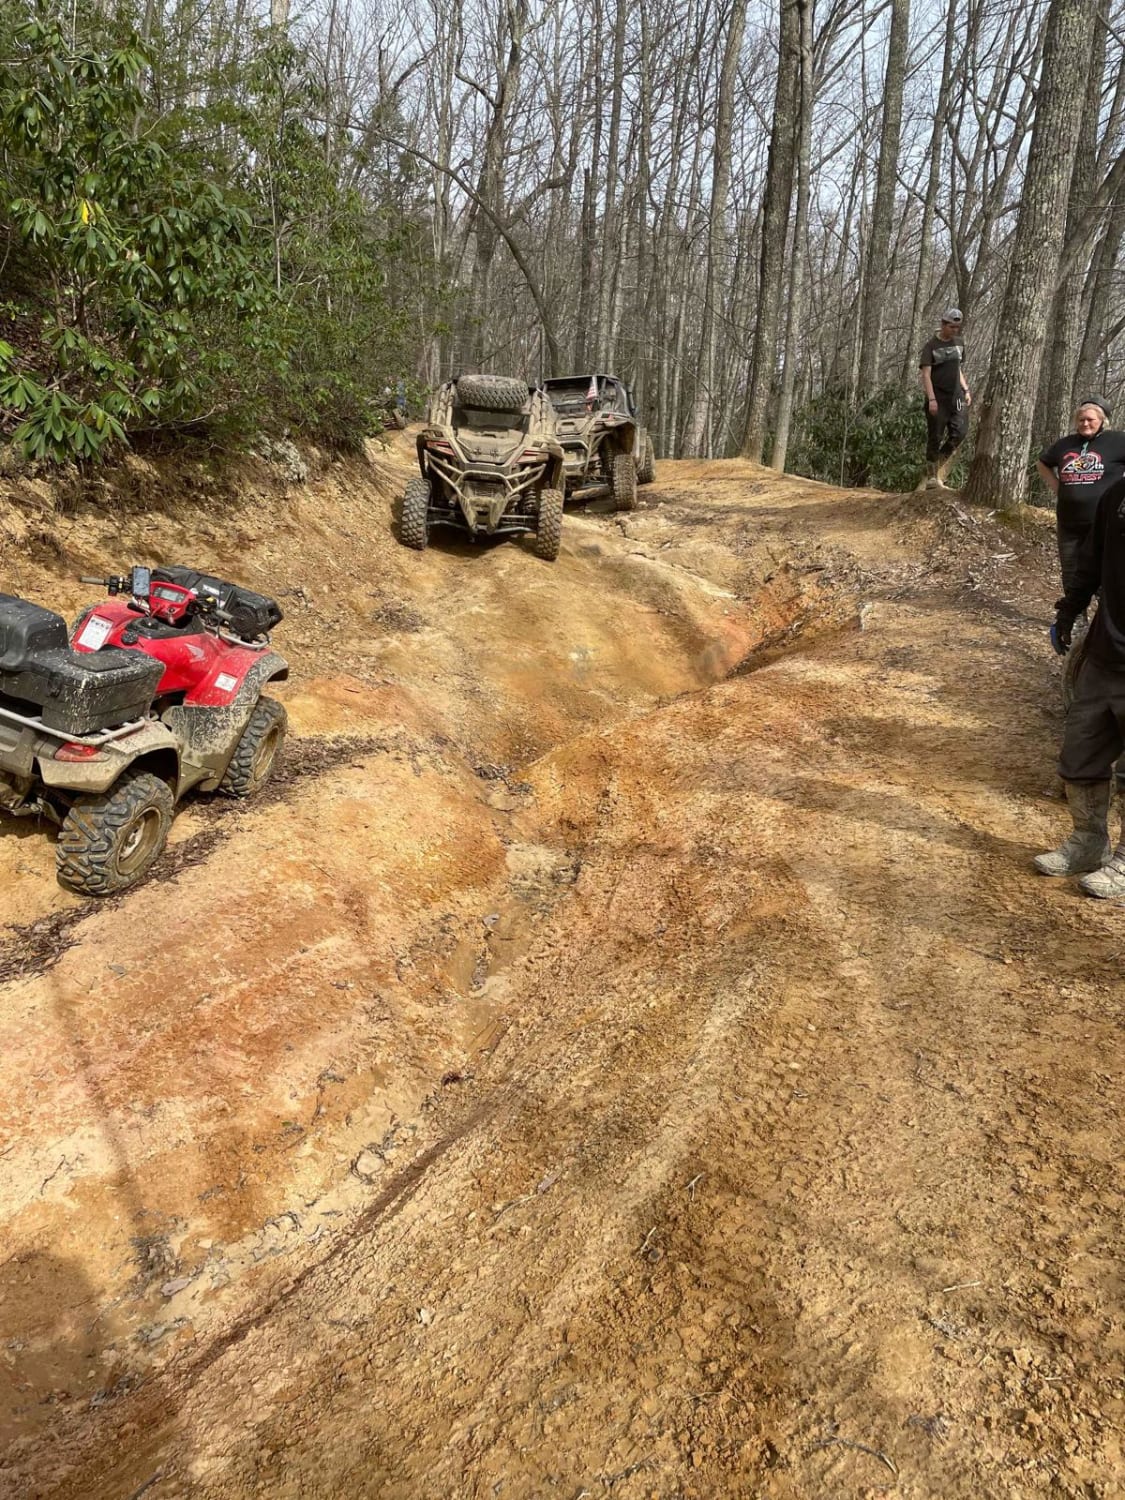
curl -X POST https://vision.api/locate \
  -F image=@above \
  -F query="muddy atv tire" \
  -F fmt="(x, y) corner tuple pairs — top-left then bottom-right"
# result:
(221, 697), (287, 798)
(455, 374), (528, 414)
(400, 476), (431, 550)
(56, 770), (174, 896)
(612, 452), (637, 512)
(535, 487), (564, 562)
(637, 435), (656, 486)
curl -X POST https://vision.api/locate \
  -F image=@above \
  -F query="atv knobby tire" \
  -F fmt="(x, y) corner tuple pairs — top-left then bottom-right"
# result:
(455, 374), (528, 414)
(612, 452), (637, 512)
(57, 770), (174, 896)
(400, 476), (431, 550)
(535, 487), (564, 561)
(637, 435), (656, 485)
(221, 697), (287, 798)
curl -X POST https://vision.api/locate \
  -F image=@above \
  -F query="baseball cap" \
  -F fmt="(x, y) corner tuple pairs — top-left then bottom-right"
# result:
(1077, 395), (1111, 418)
(941, 307), (963, 323)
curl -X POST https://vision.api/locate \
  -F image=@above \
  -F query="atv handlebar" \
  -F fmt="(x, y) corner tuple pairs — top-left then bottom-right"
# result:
(78, 569), (260, 639)
(79, 567), (152, 599)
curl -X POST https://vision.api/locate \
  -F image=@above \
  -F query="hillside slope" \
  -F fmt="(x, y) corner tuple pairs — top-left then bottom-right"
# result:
(0, 446), (1119, 1500)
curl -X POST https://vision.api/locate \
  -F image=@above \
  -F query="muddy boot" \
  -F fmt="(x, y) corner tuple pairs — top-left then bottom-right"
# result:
(1078, 809), (1125, 897)
(1033, 780), (1112, 876)
(934, 453), (956, 488)
(917, 461), (939, 491)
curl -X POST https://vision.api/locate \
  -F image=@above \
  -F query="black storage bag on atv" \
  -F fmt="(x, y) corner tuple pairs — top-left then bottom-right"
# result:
(0, 594), (163, 735)
(153, 568), (282, 640)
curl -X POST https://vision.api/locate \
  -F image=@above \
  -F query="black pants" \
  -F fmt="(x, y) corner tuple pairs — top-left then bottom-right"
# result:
(925, 396), (968, 462)
(1060, 656), (1125, 782)
(1057, 520), (1092, 596)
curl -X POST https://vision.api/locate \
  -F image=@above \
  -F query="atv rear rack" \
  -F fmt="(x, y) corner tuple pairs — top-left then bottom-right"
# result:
(0, 700), (149, 746)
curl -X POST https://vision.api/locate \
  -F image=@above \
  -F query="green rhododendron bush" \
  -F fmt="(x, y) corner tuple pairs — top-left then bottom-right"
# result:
(0, 0), (436, 462)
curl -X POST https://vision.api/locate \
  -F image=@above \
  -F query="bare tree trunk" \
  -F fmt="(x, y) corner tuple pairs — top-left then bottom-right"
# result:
(902, 0), (956, 383)
(594, 0), (627, 358)
(685, 0), (748, 456)
(467, 0), (528, 365)
(1038, 14), (1106, 445)
(574, 8), (603, 370)
(740, 0), (800, 461)
(964, 0), (1100, 509)
(1075, 186), (1125, 398)
(771, 0), (813, 471)
(633, 0), (653, 416)
(858, 0), (910, 392)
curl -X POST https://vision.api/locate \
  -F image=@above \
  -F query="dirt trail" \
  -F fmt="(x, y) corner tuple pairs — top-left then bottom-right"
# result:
(0, 448), (1121, 1499)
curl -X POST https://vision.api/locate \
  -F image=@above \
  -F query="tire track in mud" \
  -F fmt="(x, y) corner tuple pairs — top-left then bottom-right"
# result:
(5, 468), (1081, 1499)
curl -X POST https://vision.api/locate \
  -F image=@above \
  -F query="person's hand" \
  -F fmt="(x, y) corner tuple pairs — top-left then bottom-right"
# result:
(1051, 613), (1074, 655)
(927, 398), (937, 413)
(963, 390), (972, 406)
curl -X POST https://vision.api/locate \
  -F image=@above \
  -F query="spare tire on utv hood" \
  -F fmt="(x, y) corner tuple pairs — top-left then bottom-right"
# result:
(456, 374), (529, 413)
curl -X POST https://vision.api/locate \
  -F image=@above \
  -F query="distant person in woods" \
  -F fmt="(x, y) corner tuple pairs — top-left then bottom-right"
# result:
(1036, 463), (1125, 897)
(1036, 398), (1125, 596)
(918, 308), (971, 488)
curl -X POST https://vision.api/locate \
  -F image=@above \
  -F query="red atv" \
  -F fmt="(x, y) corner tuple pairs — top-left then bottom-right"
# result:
(0, 565), (288, 895)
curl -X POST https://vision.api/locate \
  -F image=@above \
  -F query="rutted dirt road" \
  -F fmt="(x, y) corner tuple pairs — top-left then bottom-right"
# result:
(0, 444), (1122, 1498)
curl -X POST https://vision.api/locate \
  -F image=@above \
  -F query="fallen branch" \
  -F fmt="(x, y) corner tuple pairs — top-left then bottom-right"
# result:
(808, 1435), (897, 1475)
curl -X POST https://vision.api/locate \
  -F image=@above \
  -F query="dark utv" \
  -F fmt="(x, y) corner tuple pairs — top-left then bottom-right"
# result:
(542, 374), (656, 511)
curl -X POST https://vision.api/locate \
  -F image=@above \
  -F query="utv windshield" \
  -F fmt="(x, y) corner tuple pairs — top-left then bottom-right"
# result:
(545, 379), (595, 414)
(545, 377), (628, 415)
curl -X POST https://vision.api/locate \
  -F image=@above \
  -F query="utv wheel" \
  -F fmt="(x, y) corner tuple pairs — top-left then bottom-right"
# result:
(400, 476), (431, 550)
(637, 435), (656, 485)
(220, 697), (287, 798)
(57, 771), (173, 896)
(455, 374), (529, 414)
(535, 487), (564, 562)
(612, 452), (637, 512)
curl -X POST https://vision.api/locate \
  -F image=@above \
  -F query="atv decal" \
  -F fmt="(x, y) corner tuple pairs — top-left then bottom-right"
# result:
(78, 615), (113, 650)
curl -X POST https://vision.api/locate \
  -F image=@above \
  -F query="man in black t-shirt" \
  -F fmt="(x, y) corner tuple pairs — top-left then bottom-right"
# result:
(919, 308), (971, 488)
(1036, 398), (1125, 593)
(1037, 471), (1125, 896)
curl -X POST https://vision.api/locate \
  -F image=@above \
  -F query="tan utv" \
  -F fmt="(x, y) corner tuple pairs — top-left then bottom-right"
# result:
(542, 374), (656, 511)
(400, 374), (567, 561)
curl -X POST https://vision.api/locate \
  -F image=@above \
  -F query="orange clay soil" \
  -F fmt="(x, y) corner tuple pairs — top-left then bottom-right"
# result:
(0, 441), (1120, 1499)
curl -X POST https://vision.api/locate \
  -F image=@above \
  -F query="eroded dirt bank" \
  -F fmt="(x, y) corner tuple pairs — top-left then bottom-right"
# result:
(0, 446), (1121, 1499)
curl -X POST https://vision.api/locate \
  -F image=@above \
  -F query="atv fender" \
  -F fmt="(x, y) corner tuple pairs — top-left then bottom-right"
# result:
(164, 651), (288, 791)
(37, 722), (182, 796)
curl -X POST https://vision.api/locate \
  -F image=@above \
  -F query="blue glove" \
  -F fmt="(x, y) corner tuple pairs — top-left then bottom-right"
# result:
(1051, 617), (1073, 655)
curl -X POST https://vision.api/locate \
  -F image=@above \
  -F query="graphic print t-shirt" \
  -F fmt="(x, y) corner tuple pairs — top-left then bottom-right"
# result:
(919, 336), (965, 398)
(1039, 429), (1125, 527)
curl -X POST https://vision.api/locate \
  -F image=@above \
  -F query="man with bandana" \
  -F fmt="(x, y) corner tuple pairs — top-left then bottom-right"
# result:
(1037, 397), (1125, 595)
